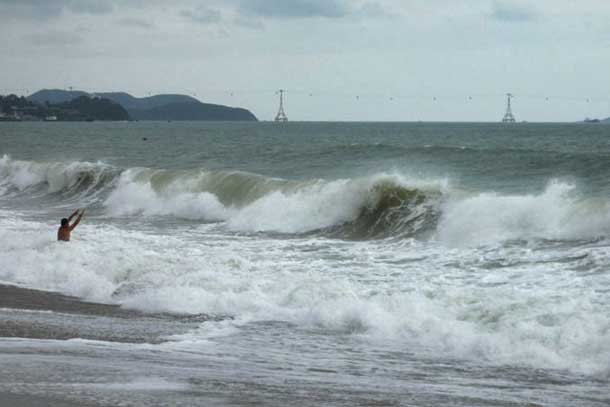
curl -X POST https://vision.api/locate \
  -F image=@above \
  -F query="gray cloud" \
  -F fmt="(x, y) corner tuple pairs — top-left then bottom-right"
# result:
(352, 2), (395, 20)
(234, 17), (264, 30)
(180, 6), (223, 24)
(1, 0), (390, 26)
(22, 30), (83, 46)
(67, 0), (114, 15)
(117, 17), (155, 29)
(490, 1), (538, 22)
(0, 0), (63, 20)
(0, 0), (114, 20)
(238, 0), (350, 19)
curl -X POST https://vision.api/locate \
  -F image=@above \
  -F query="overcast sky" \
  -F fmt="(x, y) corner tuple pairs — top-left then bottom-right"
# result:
(1, 0), (609, 121)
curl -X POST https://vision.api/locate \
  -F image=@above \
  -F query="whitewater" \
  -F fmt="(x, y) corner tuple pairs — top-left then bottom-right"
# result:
(0, 121), (609, 406)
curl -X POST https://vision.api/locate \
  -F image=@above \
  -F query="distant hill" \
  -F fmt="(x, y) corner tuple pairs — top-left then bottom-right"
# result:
(28, 89), (90, 105)
(2, 93), (128, 121)
(28, 89), (257, 121)
(129, 101), (257, 121)
(54, 96), (129, 121)
(94, 92), (199, 110)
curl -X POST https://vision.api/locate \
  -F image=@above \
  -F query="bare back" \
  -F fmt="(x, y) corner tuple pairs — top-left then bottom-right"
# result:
(57, 226), (71, 241)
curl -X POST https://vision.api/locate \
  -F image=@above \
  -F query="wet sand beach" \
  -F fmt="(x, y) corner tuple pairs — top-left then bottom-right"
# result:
(0, 284), (210, 343)
(0, 284), (141, 317)
(0, 393), (97, 407)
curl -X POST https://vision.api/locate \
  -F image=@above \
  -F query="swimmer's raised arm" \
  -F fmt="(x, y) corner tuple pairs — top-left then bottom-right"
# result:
(67, 209), (79, 221)
(69, 209), (84, 231)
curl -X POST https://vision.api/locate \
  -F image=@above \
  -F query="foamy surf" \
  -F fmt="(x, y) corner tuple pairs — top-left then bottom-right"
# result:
(0, 209), (609, 378)
(1, 122), (610, 407)
(438, 180), (610, 245)
(3, 155), (610, 243)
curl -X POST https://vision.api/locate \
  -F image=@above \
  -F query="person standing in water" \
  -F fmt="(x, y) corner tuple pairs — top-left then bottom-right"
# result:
(57, 209), (85, 241)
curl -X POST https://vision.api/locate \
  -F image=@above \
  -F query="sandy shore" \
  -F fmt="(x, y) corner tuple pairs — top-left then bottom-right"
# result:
(0, 284), (141, 318)
(0, 392), (98, 407)
(0, 284), (212, 343)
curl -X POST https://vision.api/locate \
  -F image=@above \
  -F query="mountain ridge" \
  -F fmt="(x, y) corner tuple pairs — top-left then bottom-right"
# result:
(28, 89), (257, 121)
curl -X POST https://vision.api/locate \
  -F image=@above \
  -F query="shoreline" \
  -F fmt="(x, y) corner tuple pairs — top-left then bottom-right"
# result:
(0, 393), (98, 407)
(0, 284), (211, 344)
(0, 284), (141, 318)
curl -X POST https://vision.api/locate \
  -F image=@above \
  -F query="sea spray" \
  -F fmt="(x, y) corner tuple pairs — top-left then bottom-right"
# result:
(438, 180), (610, 246)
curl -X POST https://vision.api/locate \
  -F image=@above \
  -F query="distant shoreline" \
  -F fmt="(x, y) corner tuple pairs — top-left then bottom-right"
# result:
(1, 119), (608, 124)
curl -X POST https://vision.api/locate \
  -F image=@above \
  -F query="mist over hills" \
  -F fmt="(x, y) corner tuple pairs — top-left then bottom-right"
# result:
(28, 89), (257, 121)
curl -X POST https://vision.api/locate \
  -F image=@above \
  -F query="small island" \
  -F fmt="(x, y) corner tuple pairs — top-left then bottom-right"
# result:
(583, 117), (610, 124)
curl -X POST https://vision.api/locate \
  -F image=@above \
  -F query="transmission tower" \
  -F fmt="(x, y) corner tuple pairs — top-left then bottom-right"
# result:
(274, 89), (288, 122)
(502, 93), (516, 123)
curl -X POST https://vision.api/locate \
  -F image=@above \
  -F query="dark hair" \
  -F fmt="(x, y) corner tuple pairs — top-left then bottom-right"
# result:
(61, 218), (69, 227)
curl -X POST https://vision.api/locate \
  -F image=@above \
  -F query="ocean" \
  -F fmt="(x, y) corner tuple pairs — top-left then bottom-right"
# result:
(0, 121), (609, 406)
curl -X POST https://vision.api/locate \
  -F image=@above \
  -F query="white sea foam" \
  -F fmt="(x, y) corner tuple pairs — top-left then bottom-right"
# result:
(438, 180), (610, 246)
(0, 154), (112, 194)
(100, 167), (610, 243)
(95, 377), (189, 392)
(1, 211), (609, 377)
(104, 169), (230, 220)
(5, 156), (610, 244)
(225, 178), (371, 233)
(2, 158), (610, 377)
(103, 169), (446, 233)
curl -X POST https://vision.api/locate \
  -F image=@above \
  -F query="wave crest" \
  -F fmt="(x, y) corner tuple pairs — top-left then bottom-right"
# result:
(0, 155), (117, 202)
(438, 181), (610, 246)
(3, 156), (610, 244)
(105, 168), (443, 237)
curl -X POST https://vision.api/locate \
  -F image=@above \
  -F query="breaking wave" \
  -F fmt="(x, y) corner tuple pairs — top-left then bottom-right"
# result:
(2, 155), (610, 243)
(1, 154), (610, 378)
(103, 167), (444, 238)
(0, 154), (118, 205)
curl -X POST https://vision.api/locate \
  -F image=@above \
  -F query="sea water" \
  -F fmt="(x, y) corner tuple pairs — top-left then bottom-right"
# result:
(0, 121), (609, 406)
